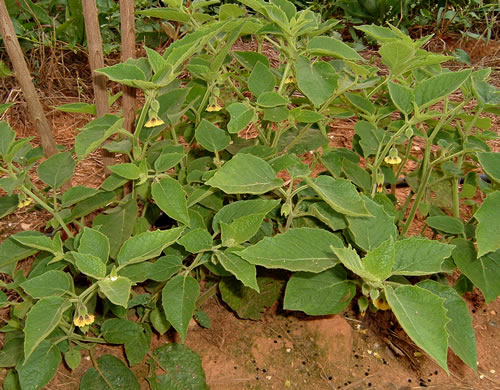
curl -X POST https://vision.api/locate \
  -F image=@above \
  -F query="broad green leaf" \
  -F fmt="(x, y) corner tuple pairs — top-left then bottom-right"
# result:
(0, 121), (16, 155)
(271, 0), (296, 20)
(118, 262), (154, 283)
(418, 280), (477, 372)
(64, 349), (81, 371)
(239, 227), (343, 272)
(452, 239), (500, 304)
(98, 277), (132, 308)
(12, 233), (62, 257)
(17, 340), (61, 390)
(149, 255), (183, 282)
(379, 41), (414, 75)
(101, 319), (141, 344)
(215, 249), (258, 291)
(219, 276), (282, 320)
(220, 3), (246, 19)
(212, 199), (279, 231)
(61, 186), (100, 207)
(96, 63), (158, 89)
(0, 194), (18, 218)
(103, 139), (132, 154)
(256, 91), (289, 107)
(227, 103), (255, 134)
(78, 227), (110, 263)
(74, 115), (123, 161)
(388, 80), (415, 115)
(37, 152), (75, 189)
(177, 228), (213, 253)
(124, 324), (151, 366)
(108, 163), (141, 180)
(477, 152), (500, 183)
(80, 355), (140, 390)
(309, 201), (347, 230)
(220, 214), (264, 247)
(145, 46), (166, 73)
(137, 8), (190, 22)
(474, 191), (500, 256)
(194, 119), (231, 153)
(152, 177), (190, 226)
(148, 344), (208, 390)
(0, 335), (24, 367)
(0, 232), (41, 275)
(150, 307), (171, 335)
(233, 50), (270, 70)
(92, 199), (138, 259)
(248, 61), (275, 97)
(73, 252), (107, 279)
(206, 153), (283, 194)
(68, 191), (116, 222)
(162, 275), (200, 342)
(24, 297), (71, 360)
(3, 369), (21, 389)
(385, 285), (449, 373)
(21, 270), (73, 298)
(154, 151), (184, 172)
(426, 215), (464, 235)
(414, 69), (471, 108)
(307, 176), (370, 216)
(55, 102), (96, 115)
(355, 24), (404, 42)
(392, 237), (453, 275)
(291, 108), (325, 123)
(117, 227), (184, 266)
(342, 159), (371, 192)
(344, 92), (375, 115)
(307, 36), (362, 61)
(346, 195), (397, 251)
(284, 265), (354, 315)
(296, 56), (338, 107)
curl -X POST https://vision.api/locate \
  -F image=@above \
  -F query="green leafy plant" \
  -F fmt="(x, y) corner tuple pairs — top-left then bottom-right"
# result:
(1, 0), (499, 387)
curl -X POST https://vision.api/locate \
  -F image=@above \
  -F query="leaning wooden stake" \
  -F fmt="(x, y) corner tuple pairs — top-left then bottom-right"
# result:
(120, 0), (137, 135)
(82, 0), (114, 173)
(0, 0), (58, 158)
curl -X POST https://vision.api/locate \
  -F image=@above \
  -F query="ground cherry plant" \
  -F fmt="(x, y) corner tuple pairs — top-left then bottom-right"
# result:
(1, 0), (500, 388)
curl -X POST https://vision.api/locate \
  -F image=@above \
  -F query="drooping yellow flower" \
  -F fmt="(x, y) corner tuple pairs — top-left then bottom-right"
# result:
(83, 314), (95, 326)
(384, 155), (402, 165)
(376, 183), (384, 193)
(145, 116), (165, 128)
(284, 75), (296, 84)
(73, 315), (86, 327)
(373, 297), (390, 311)
(18, 198), (33, 209)
(206, 102), (223, 112)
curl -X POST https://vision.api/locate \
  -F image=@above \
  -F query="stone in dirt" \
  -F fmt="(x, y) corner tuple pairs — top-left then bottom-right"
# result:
(305, 315), (353, 377)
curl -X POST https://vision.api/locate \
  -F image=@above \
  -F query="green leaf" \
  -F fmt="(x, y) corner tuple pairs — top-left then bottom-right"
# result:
(0, 194), (18, 218)
(220, 214), (264, 247)
(17, 340), (61, 390)
(73, 252), (106, 279)
(418, 280), (477, 372)
(12, 233), (62, 257)
(239, 227), (343, 272)
(117, 227), (184, 266)
(233, 50), (270, 70)
(61, 186), (100, 207)
(307, 175), (370, 217)
(96, 63), (156, 89)
(37, 152), (75, 189)
(342, 159), (371, 192)
(477, 152), (500, 183)
(291, 108), (325, 123)
(346, 195), (397, 251)
(149, 255), (183, 282)
(206, 153), (283, 194)
(0, 232), (41, 275)
(215, 249), (258, 291)
(101, 318), (142, 344)
(296, 56), (338, 107)
(162, 275), (200, 342)
(392, 237), (454, 275)
(152, 177), (190, 225)
(0, 121), (16, 156)
(80, 355), (140, 390)
(212, 199), (279, 231)
(137, 8), (190, 22)
(227, 103), (255, 134)
(118, 262), (154, 283)
(0, 335), (24, 368)
(108, 163), (141, 180)
(256, 91), (290, 107)
(148, 344), (208, 390)
(307, 36), (362, 61)
(21, 270), (73, 298)
(385, 285), (449, 373)
(220, 3), (246, 19)
(388, 80), (415, 115)
(92, 199), (138, 259)
(248, 61), (275, 97)
(177, 228), (213, 253)
(426, 215), (464, 235)
(125, 324), (151, 366)
(55, 102), (96, 115)
(98, 277), (132, 308)
(74, 115), (123, 161)
(219, 276), (282, 320)
(24, 297), (71, 360)
(474, 191), (500, 257)
(309, 201), (347, 230)
(452, 239), (500, 304)
(194, 119), (230, 152)
(64, 349), (81, 371)
(154, 151), (184, 172)
(414, 69), (471, 108)
(78, 227), (110, 263)
(379, 41), (414, 75)
(344, 92), (375, 115)
(68, 191), (116, 222)
(284, 265), (355, 315)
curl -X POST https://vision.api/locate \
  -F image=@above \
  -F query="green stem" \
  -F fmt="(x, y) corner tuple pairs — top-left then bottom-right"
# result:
(401, 168), (432, 236)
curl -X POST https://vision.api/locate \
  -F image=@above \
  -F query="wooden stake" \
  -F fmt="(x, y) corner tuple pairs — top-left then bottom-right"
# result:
(120, 0), (137, 135)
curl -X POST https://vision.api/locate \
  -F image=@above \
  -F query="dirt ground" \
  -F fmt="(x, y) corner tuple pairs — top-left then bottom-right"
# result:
(0, 34), (499, 389)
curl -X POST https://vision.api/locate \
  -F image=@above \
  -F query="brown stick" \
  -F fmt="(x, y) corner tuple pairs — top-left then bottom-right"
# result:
(82, 0), (114, 173)
(120, 0), (137, 135)
(0, 0), (58, 158)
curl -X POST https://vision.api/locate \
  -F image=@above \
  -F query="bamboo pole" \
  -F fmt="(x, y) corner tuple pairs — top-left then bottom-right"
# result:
(0, 0), (58, 158)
